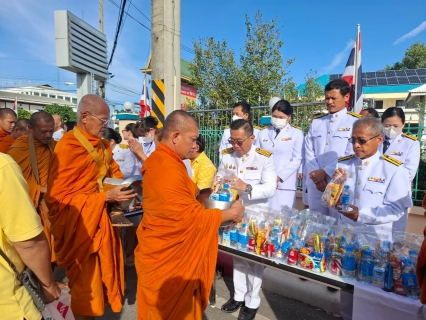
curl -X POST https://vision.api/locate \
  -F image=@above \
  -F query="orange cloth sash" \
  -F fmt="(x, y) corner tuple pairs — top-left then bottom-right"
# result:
(44, 126), (124, 315)
(0, 129), (15, 153)
(135, 143), (222, 319)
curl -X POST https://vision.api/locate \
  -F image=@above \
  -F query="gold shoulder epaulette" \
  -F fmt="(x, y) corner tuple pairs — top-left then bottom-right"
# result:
(291, 124), (302, 130)
(255, 147), (272, 158)
(253, 125), (263, 130)
(338, 154), (355, 162)
(402, 133), (418, 141)
(382, 154), (402, 166)
(119, 143), (129, 149)
(224, 125), (230, 129)
(313, 113), (327, 119)
(222, 147), (234, 155)
(347, 111), (362, 118)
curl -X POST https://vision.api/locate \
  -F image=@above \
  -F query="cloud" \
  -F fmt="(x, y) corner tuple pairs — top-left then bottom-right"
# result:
(322, 40), (354, 74)
(393, 21), (426, 45)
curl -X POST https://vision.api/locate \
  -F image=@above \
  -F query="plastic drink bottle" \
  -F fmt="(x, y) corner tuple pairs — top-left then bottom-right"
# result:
(341, 245), (356, 279)
(230, 227), (238, 248)
(341, 185), (350, 211)
(373, 257), (386, 288)
(238, 223), (249, 251)
(401, 257), (420, 298)
(218, 184), (232, 202)
(359, 249), (374, 284)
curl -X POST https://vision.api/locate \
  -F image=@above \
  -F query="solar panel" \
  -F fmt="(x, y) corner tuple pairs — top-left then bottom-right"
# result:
(417, 69), (426, 76)
(376, 71), (386, 78)
(397, 77), (409, 84)
(385, 70), (396, 77)
(408, 76), (421, 84)
(395, 70), (406, 77)
(365, 72), (376, 79)
(367, 79), (378, 86)
(362, 79), (368, 86)
(405, 70), (417, 76)
(387, 78), (398, 85)
(377, 78), (388, 85)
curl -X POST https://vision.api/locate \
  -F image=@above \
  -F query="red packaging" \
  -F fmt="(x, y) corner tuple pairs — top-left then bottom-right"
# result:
(248, 237), (255, 252)
(266, 242), (275, 258)
(288, 247), (299, 265)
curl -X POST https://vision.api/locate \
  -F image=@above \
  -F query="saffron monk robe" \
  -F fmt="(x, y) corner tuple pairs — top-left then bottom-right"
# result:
(135, 110), (244, 320)
(44, 94), (137, 320)
(7, 111), (57, 262)
(0, 108), (17, 153)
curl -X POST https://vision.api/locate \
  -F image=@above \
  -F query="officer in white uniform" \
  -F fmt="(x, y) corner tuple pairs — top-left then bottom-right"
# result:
(379, 107), (420, 231)
(219, 101), (260, 159)
(305, 79), (360, 218)
(258, 99), (303, 210)
(334, 117), (412, 231)
(219, 120), (276, 320)
(112, 143), (139, 179)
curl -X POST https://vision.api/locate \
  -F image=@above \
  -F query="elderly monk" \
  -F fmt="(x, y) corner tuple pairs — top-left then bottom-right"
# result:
(135, 110), (245, 320)
(44, 94), (136, 320)
(11, 119), (31, 139)
(0, 108), (17, 153)
(8, 111), (56, 261)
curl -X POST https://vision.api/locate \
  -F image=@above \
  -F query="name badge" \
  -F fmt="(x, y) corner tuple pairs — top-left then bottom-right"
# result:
(368, 177), (385, 184)
(246, 167), (258, 170)
(338, 127), (351, 131)
(390, 151), (403, 156)
(281, 137), (292, 141)
(225, 164), (236, 170)
(263, 139), (269, 142)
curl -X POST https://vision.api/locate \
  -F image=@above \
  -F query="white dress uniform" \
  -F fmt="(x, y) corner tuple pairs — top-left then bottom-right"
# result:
(52, 128), (64, 141)
(112, 143), (139, 179)
(334, 152), (412, 232)
(219, 145), (276, 309)
(304, 108), (360, 217)
(258, 123), (303, 210)
(219, 127), (260, 160)
(379, 132), (420, 231)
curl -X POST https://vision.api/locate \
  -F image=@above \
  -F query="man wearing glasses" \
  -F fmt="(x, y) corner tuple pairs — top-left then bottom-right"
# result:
(304, 79), (361, 218)
(44, 94), (136, 320)
(334, 117), (411, 230)
(219, 119), (276, 320)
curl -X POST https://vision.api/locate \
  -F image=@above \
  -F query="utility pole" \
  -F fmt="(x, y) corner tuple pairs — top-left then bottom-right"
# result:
(97, 0), (106, 99)
(150, 0), (181, 126)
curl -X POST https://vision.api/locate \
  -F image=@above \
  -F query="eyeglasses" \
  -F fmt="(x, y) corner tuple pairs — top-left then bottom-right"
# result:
(121, 130), (128, 133)
(349, 135), (380, 145)
(86, 111), (111, 126)
(228, 136), (250, 146)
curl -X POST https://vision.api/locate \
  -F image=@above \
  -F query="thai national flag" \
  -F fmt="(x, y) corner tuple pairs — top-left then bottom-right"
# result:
(139, 74), (151, 119)
(342, 27), (363, 113)
(12, 97), (17, 111)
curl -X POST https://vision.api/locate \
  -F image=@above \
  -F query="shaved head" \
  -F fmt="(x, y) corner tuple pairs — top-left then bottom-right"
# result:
(77, 94), (111, 138)
(0, 108), (17, 133)
(163, 110), (198, 139)
(0, 108), (17, 119)
(29, 111), (55, 145)
(11, 119), (31, 139)
(15, 119), (30, 131)
(162, 110), (199, 160)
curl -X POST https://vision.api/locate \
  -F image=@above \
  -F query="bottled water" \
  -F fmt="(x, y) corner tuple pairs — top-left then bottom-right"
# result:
(341, 185), (350, 211)
(230, 227), (238, 248)
(359, 249), (374, 284)
(341, 245), (356, 279)
(238, 223), (249, 251)
(222, 227), (230, 246)
(402, 256), (420, 298)
(373, 257), (386, 288)
(218, 184), (232, 202)
(270, 227), (279, 251)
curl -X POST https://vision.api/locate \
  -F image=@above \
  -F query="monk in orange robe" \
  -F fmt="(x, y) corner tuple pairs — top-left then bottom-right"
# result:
(44, 94), (136, 320)
(0, 108), (17, 153)
(8, 111), (57, 262)
(135, 110), (244, 320)
(10, 118), (31, 139)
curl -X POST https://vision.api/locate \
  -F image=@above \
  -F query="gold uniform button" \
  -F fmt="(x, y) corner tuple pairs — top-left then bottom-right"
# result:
(324, 153), (328, 156)
(323, 165), (326, 168)
(330, 120), (334, 123)
(336, 114), (339, 117)
(240, 170), (243, 173)
(358, 167), (363, 170)
(357, 181), (361, 185)
(356, 195), (360, 199)
(326, 142), (329, 145)
(365, 161), (369, 166)
(328, 131), (331, 134)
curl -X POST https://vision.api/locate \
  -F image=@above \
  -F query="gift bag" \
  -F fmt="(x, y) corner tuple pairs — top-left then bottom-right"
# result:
(42, 290), (75, 320)
(321, 171), (346, 208)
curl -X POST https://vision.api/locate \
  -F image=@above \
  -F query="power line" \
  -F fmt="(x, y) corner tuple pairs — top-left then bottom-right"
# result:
(108, 0), (128, 67)
(128, 0), (150, 22)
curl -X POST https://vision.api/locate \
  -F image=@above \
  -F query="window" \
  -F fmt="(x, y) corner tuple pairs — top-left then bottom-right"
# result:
(49, 94), (56, 98)
(33, 92), (40, 96)
(57, 96), (64, 100)
(41, 93), (48, 97)
(375, 101), (383, 109)
(72, 98), (77, 104)
(396, 100), (404, 107)
(65, 97), (71, 102)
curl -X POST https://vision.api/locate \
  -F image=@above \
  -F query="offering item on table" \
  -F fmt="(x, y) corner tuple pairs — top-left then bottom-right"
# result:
(321, 171), (346, 208)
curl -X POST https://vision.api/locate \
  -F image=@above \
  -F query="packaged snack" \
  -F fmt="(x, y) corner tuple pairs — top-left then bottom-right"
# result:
(321, 171), (346, 208)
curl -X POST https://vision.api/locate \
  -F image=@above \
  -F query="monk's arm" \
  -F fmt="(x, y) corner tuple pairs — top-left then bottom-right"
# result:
(220, 199), (244, 223)
(12, 232), (61, 303)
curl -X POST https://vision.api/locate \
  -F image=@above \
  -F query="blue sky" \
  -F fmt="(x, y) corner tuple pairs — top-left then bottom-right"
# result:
(0, 0), (425, 108)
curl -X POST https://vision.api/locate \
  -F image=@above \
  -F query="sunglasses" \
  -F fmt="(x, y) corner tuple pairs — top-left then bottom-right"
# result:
(349, 135), (380, 145)
(228, 136), (250, 146)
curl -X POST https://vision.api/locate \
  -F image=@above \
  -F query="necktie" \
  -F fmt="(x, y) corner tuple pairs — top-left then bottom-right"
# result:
(275, 129), (280, 139)
(383, 140), (390, 154)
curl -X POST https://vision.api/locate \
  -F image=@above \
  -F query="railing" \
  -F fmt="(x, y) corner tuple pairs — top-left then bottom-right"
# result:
(188, 103), (426, 205)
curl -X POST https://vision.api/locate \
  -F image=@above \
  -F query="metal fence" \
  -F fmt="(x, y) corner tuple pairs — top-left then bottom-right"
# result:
(188, 103), (426, 206)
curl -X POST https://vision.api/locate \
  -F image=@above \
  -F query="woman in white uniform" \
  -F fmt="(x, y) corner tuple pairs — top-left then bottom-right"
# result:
(128, 116), (158, 164)
(380, 107), (420, 231)
(258, 99), (303, 210)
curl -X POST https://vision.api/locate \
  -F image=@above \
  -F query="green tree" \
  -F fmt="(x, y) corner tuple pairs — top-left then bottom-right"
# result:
(44, 104), (77, 122)
(17, 108), (32, 120)
(384, 42), (426, 70)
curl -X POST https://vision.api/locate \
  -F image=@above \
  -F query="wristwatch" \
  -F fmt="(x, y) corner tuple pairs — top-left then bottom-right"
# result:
(245, 184), (253, 193)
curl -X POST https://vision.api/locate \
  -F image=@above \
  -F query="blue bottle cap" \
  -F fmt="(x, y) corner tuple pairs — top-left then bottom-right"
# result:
(346, 245), (353, 252)
(409, 250), (417, 256)
(242, 223), (247, 228)
(402, 257), (412, 265)
(344, 185), (349, 189)
(363, 249), (372, 256)
(223, 184), (229, 189)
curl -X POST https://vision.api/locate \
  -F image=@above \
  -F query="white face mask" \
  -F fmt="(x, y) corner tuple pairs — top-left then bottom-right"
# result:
(139, 133), (154, 144)
(232, 115), (243, 122)
(271, 117), (287, 130)
(383, 127), (402, 139)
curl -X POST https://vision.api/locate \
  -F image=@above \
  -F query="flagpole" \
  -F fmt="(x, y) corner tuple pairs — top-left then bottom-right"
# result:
(354, 24), (360, 112)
